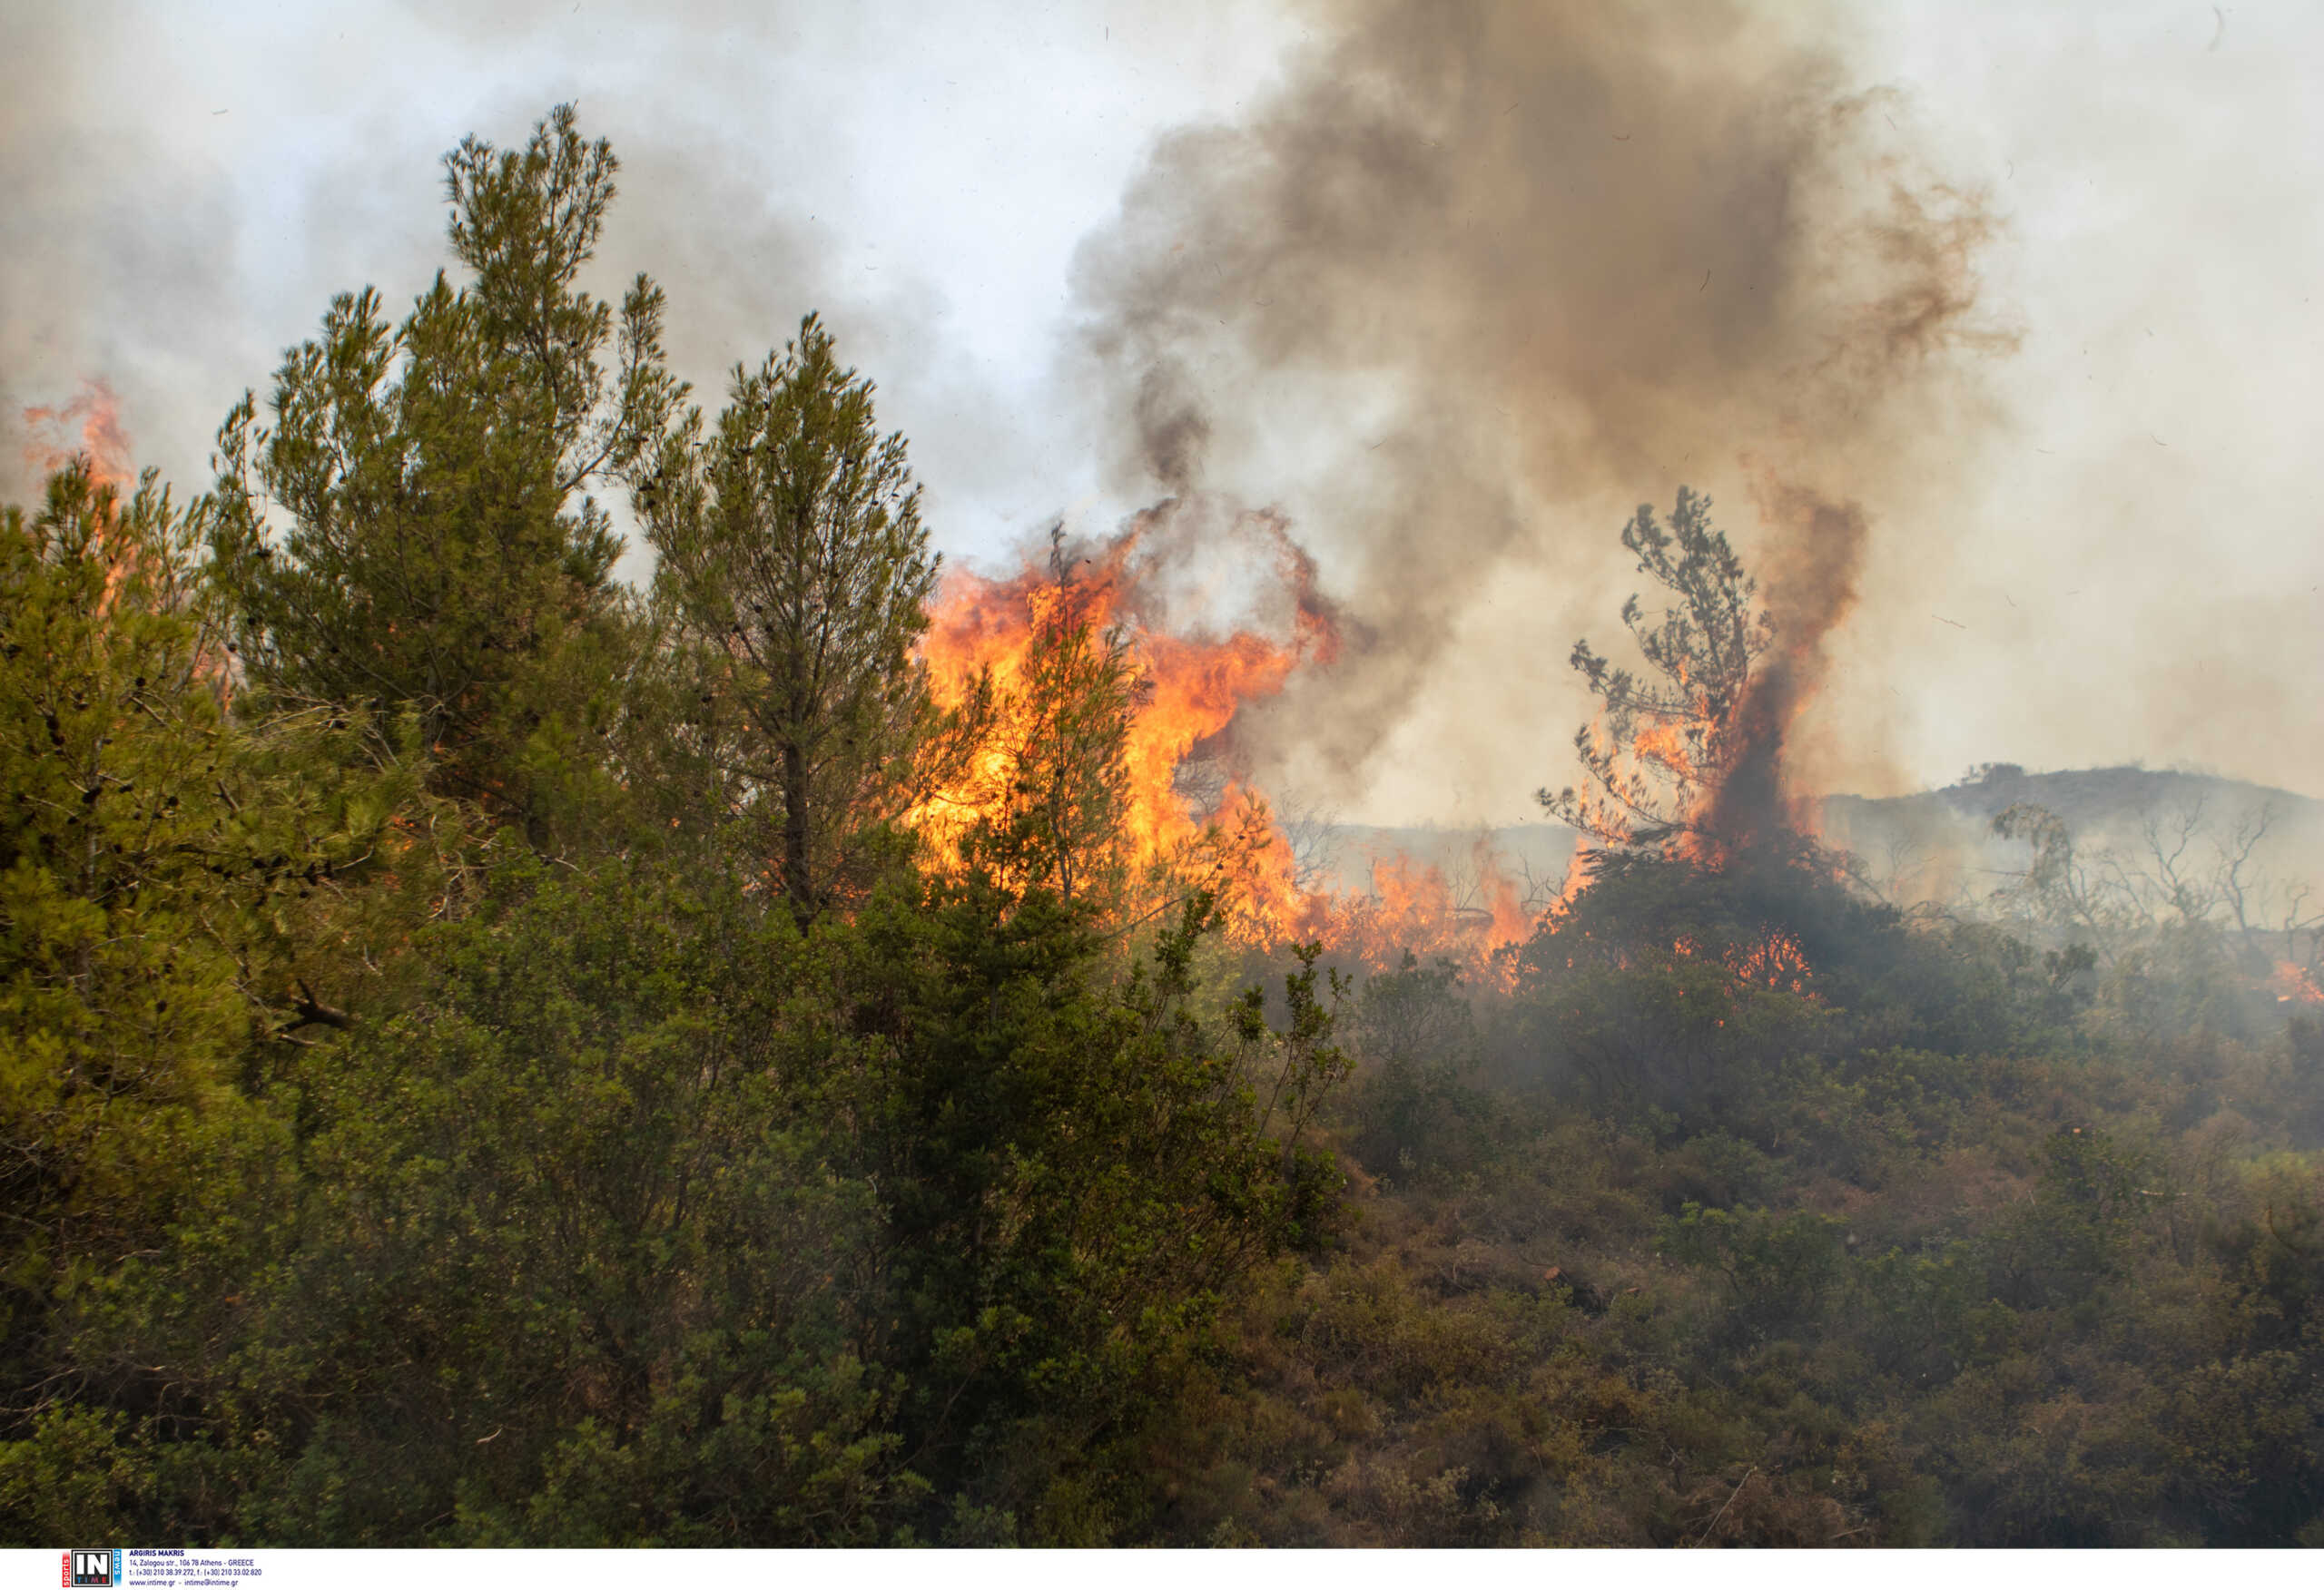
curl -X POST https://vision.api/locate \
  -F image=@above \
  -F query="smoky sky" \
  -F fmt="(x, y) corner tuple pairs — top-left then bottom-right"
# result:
(1068, 0), (2011, 816)
(0, 2), (1286, 535)
(6, 0), (2323, 824)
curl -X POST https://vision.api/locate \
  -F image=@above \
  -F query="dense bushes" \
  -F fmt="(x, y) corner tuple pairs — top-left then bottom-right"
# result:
(2, 840), (1349, 1545)
(1207, 846), (2324, 1547)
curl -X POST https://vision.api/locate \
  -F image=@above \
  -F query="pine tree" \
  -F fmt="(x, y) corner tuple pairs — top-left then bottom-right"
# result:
(645, 314), (964, 920)
(0, 462), (415, 1448)
(210, 104), (684, 834)
(1540, 486), (1770, 849)
(968, 529), (1143, 910)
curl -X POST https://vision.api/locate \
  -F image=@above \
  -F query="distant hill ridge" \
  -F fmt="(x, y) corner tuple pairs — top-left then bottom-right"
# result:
(1825, 763), (2320, 837)
(1305, 767), (2323, 900)
(1818, 764), (2324, 905)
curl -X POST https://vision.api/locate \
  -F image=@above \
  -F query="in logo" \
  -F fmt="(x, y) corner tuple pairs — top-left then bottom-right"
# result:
(65, 1550), (118, 1588)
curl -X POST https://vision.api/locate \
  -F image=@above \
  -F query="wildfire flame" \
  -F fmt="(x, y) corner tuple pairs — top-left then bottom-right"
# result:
(21, 379), (145, 618)
(16, 380), (231, 709)
(1725, 927), (1815, 995)
(23, 378), (132, 491)
(911, 497), (1542, 972)
(913, 501), (1331, 877)
(2274, 960), (2324, 1006)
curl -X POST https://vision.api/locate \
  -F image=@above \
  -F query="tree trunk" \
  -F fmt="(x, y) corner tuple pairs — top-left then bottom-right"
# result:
(782, 736), (814, 926)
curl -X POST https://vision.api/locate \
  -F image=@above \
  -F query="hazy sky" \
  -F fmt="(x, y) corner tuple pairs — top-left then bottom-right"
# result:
(5, 1), (2319, 825)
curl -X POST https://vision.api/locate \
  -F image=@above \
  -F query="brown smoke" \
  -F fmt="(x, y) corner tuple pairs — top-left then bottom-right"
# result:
(1705, 476), (1870, 848)
(1071, 0), (2011, 814)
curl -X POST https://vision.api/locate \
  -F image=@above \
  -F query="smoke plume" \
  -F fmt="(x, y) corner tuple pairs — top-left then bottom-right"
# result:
(1071, 0), (2011, 817)
(1705, 476), (1870, 847)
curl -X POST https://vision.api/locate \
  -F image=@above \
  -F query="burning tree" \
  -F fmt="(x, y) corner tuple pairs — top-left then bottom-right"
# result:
(911, 505), (1329, 937)
(958, 531), (1147, 909)
(1540, 486), (1771, 854)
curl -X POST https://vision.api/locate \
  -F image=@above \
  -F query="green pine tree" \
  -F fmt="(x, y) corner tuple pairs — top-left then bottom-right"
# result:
(210, 104), (684, 836)
(644, 314), (974, 920)
(0, 461), (420, 1536)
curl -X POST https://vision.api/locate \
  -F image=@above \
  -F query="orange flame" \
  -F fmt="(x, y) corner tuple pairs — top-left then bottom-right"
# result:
(912, 499), (1541, 973)
(914, 502), (1327, 874)
(21, 380), (146, 619)
(15, 384), (230, 710)
(24, 378), (133, 491)
(1727, 927), (1814, 994)
(2274, 961), (2324, 1006)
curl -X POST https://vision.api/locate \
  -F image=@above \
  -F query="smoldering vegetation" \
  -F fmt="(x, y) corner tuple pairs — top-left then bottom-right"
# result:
(1176, 828), (2324, 1546)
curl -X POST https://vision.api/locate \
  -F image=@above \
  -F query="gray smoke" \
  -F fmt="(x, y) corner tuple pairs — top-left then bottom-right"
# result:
(1070, 0), (2011, 810)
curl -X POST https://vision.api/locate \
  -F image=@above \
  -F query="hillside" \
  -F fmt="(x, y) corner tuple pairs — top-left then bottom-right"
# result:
(1821, 764), (2324, 909)
(1307, 767), (2324, 918)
